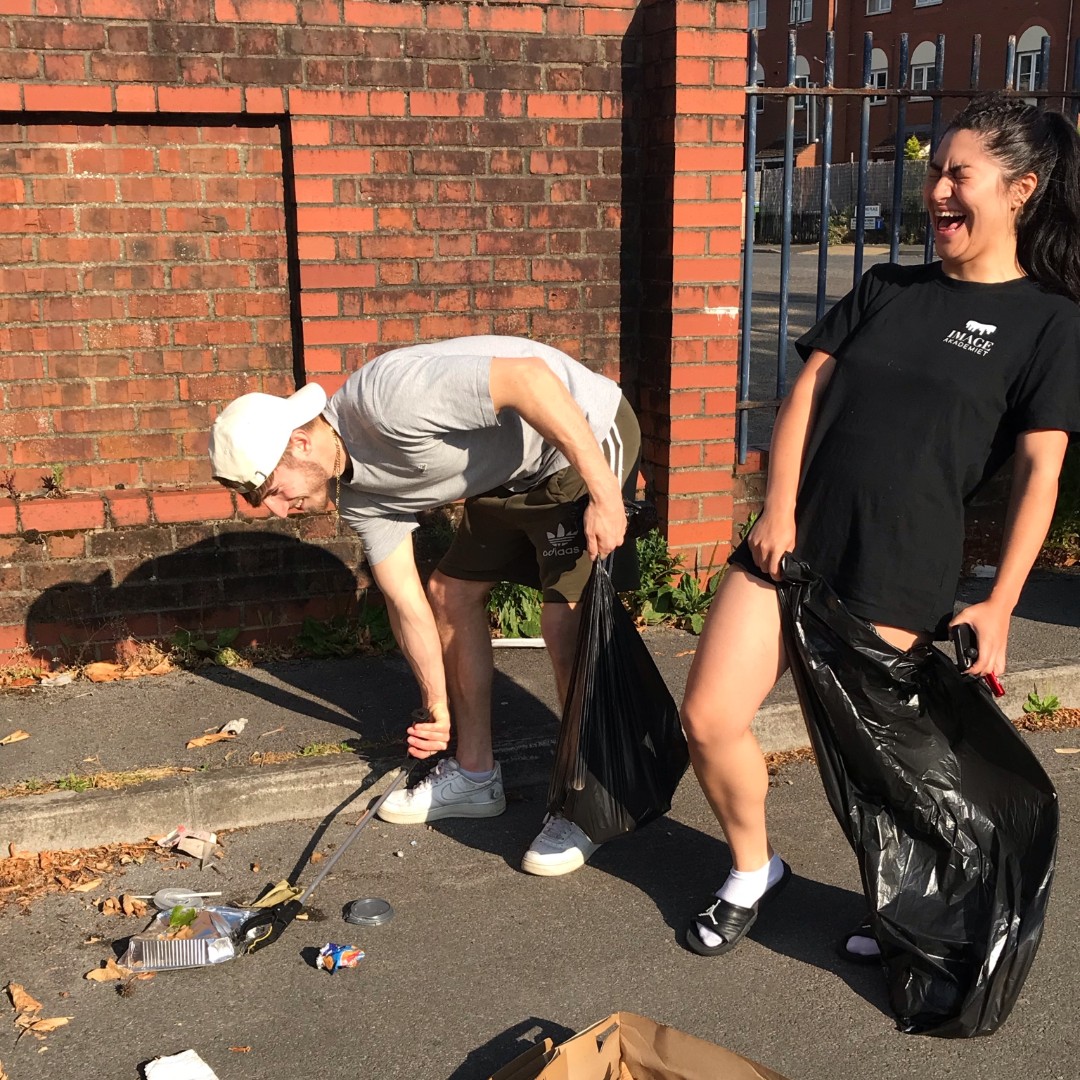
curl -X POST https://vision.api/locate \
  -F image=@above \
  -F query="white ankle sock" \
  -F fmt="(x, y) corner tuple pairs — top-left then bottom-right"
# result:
(696, 855), (785, 949)
(846, 933), (880, 958)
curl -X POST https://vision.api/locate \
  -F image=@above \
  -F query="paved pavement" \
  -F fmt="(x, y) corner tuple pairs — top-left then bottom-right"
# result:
(0, 739), (1076, 1080)
(1, 566), (1079, 1078)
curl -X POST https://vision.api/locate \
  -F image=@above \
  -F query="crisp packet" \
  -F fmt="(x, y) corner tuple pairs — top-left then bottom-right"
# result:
(316, 942), (365, 972)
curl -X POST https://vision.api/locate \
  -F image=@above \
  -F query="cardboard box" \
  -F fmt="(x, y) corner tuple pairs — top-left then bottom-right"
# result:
(490, 1012), (791, 1080)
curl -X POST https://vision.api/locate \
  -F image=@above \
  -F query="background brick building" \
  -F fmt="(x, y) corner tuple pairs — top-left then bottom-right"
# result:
(752, 0), (1077, 163)
(0, 0), (752, 665)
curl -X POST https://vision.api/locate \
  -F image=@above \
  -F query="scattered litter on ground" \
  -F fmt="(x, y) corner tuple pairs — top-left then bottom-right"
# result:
(156, 827), (218, 863)
(970, 564), (997, 578)
(122, 906), (258, 972)
(136, 888), (222, 911)
(316, 943), (364, 972)
(219, 718), (247, 737)
(39, 672), (74, 687)
(1055, 747), (1080, 754)
(0, 731), (30, 746)
(258, 726), (285, 738)
(393, 849), (404, 858)
(144, 1049), (220, 1079)
(229, 1046), (252, 1053)
(70, 877), (102, 893)
(0, 841), (165, 911)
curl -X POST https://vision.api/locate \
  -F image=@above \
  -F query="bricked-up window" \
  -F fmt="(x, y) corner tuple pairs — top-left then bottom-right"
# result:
(0, 123), (292, 496)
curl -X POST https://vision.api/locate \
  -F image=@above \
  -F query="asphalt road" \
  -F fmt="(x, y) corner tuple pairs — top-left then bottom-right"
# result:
(1, 735), (1077, 1080)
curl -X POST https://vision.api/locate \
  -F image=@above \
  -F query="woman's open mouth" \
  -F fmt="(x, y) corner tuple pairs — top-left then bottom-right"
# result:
(935, 213), (967, 236)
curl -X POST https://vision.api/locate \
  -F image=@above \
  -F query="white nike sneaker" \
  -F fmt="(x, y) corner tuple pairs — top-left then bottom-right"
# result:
(520, 815), (600, 877)
(375, 757), (506, 825)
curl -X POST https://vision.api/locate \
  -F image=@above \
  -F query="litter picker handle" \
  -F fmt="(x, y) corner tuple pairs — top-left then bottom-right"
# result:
(295, 757), (413, 907)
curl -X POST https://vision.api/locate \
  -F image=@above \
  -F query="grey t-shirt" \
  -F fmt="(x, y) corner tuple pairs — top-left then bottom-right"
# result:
(322, 336), (623, 565)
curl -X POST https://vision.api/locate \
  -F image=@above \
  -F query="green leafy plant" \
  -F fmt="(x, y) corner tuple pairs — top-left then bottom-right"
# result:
(488, 582), (543, 639)
(357, 599), (395, 652)
(904, 134), (925, 160)
(41, 464), (66, 498)
(737, 511), (760, 542)
(0, 472), (18, 501)
(299, 741), (353, 757)
(827, 212), (850, 245)
(169, 627), (242, 667)
(630, 529), (723, 635)
(296, 615), (359, 658)
(57, 773), (93, 793)
(1023, 688), (1061, 718)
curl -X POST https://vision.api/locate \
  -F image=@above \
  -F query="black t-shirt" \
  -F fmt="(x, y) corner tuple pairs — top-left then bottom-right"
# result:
(790, 261), (1080, 635)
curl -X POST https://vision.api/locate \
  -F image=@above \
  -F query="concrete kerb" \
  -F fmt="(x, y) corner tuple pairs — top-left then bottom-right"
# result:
(3, 660), (1079, 855)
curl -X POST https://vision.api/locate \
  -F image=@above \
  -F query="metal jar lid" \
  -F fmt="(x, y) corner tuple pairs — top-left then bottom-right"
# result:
(344, 897), (394, 926)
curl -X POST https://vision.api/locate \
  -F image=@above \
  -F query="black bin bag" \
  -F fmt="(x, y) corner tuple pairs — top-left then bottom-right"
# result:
(547, 561), (689, 844)
(777, 558), (1058, 1038)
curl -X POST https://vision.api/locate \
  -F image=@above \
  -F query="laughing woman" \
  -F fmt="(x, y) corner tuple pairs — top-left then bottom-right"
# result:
(681, 94), (1080, 958)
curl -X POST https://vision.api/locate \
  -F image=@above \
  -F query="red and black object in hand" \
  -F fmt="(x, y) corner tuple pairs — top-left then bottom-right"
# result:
(950, 624), (1006, 698)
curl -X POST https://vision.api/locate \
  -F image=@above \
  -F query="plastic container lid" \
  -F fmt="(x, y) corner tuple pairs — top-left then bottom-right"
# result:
(344, 898), (394, 926)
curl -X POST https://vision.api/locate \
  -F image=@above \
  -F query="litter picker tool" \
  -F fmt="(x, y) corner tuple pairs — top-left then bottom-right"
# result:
(239, 754), (414, 955)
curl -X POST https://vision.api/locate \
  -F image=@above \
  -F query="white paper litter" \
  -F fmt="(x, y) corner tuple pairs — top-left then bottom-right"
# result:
(219, 718), (247, 736)
(144, 1049), (220, 1080)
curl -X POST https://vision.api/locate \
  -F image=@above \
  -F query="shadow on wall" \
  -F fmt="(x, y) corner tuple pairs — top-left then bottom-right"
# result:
(24, 530), (365, 668)
(620, 4), (677, 503)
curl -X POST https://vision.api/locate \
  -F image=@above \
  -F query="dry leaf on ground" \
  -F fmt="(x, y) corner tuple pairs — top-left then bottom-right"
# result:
(0, 731), (30, 746)
(229, 1046), (252, 1053)
(186, 732), (236, 749)
(0, 1057), (9, 1079)
(70, 878), (102, 893)
(121, 894), (147, 917)
(82, 662), (123, 683)
(85, 959), (131, 983)
(309, 852), (324, 863)
(6, 984), (41, 1014)
(16, 1015), (72, 1039)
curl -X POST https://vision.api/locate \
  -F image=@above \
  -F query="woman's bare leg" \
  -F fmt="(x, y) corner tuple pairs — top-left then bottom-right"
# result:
(681, 565), (788, 873)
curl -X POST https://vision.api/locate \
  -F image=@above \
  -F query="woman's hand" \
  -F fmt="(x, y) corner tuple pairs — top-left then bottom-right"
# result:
(747, 510), (797, 581)
(406, 703), (451, 760)
(949, 599), (1011, 678)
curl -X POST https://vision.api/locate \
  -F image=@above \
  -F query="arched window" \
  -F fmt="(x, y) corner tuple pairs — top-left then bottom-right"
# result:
(870, 47), (889, 106)
(909, 40), (938, 101)
(1016, 26), (1049, 93)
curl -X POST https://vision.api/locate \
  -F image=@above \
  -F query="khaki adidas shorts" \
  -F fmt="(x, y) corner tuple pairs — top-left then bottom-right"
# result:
(438, 396), (641, 603)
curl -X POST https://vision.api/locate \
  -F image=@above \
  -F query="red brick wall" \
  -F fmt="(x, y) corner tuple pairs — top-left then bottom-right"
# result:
(0, 0), (748, 664)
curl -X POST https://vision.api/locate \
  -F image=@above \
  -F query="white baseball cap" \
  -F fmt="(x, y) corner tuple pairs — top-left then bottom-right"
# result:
(208, 383), (328, 490)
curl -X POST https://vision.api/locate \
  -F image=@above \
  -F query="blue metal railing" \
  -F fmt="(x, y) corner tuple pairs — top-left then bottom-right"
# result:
(737, 29), (1075, 463)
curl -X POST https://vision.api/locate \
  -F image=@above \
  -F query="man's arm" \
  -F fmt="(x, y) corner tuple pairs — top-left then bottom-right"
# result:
(489, 356), (626, 558)
(951, 428), (1069, 677)
(368, 537), (451, 759)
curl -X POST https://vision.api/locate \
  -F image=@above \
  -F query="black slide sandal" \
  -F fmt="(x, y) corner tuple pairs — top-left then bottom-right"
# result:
(685, 860), (792, 957)
(837, 918), (882, 966)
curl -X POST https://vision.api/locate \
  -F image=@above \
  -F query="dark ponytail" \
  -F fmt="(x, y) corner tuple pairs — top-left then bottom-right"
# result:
(947, 93), (1080, 303)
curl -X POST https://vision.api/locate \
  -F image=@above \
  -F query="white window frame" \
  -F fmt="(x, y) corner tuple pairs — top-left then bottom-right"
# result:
(753, 62), (766, 113)
(867, 0), (891, 14)
(790, 0), (812, 25)
(750, 0), (767, 31)
(869, 68), (888, 106)
(914, 0), (942, 6)
(1015, 50), (1043, 93)
(794, 74), (809, 111)
(910, 63), (935, 100)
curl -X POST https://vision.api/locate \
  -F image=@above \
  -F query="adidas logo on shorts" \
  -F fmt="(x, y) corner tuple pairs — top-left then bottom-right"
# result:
(543, 522), (581, 558)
